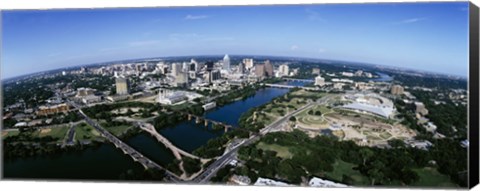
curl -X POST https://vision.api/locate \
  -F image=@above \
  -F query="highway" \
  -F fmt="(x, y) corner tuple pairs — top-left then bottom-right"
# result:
(192, 96), (325, 183)
(67, 100), (182, 182)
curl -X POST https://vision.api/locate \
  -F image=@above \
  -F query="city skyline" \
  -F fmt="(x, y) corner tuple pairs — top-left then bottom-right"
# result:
(2, 2), (470, 79)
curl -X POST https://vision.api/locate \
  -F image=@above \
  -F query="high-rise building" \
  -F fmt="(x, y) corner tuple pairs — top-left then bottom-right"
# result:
(223, 54), (231, 71)
(190, 63), (196, 71)
(243, 58), (254, 69)
(391, 85), (404, 95)
(207, 70), (221, 83)
(175, 72), (188, 87)
(135, 64), (142, 73)
(279, 64), (289, 76)
(206, 61), (215, 71)
(171, 63), (181, 76)
(182, 62), (189, 72)
(116, 77), (129, 95)
(210, 70), (221, 81)
(255, 64), (265, 77)
(237, 62), (245, 74)
(315, 75), (325, 86)
(312, 68), (320, 75)
(264, 60), (274, 77)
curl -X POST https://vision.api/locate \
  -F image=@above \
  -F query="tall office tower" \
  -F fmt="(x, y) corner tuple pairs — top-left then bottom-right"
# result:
(115, 77), (129, 95)
(391, 85), (404, 95)
(135, 64), (142, 73)
(237, 62), (245, 74)
(279, 64), (289, 76)
(243, 58), (254, 69)
(190, 63), (196, 71)
(171, 63), (181, 76)
(223, 54), (231, 71)
(312, 68), (321, 75)
(315, 75), (325, 86)
(175, 72), (188, 87)
(206, 61), (215, 71)
(208, 70), (221, 83)
(190, 59), (198, 72)
(264, 60), (274, 77)
(182, 62), (189, 72)
(255, 64), (265, 77)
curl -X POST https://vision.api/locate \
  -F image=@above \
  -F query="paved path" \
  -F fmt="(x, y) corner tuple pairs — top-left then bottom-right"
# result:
(67, 100), (182, 182)
(136, 122), (202, 160)
(192, 98), (321, 183)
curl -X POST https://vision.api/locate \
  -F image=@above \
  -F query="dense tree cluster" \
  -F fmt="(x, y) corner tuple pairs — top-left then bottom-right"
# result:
(182, 157), (202, 176)
(192, 136), (229, 158)
(3, 131), (103, 160)
(118, 168), (166, 181)
(392, 74), (467, 90)
(215, 85), (259, 107)
(235, 130), (466, 187)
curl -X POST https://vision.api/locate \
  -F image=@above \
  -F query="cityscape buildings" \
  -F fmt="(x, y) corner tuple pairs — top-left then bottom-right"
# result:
(115, 77), (129, 95)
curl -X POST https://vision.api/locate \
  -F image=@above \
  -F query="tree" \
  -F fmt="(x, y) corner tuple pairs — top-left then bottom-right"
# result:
(388, 139), (405, 149)
(289, 116), (296, 122)
(359, 148), (374, 166)
(367, 160), (385, 185)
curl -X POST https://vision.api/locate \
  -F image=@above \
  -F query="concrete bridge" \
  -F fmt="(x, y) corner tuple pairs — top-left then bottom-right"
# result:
(136, 122), (202, 160)
(183, 113), (235, 133)
(283, 78), (314, 83)
(263, 83), (318, 91)
(73, 105), (181, 181)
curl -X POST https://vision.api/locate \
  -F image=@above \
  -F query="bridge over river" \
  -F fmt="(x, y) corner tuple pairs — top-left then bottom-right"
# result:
(135, 122), (203, 161)
(263, 83), (318, 91)
(68, 99), (182, 181)
(180, 112), (236, 132)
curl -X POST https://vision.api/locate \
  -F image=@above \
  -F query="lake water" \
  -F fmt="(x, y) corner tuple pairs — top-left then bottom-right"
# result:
(3, 86), (294, 180)
(372, 72), (393, 82)
(159, 87), (290, 153)
(3, 144), (145, 180)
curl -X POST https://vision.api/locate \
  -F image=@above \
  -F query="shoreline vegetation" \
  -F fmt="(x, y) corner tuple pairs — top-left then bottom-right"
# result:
(2, 58), (469, 187)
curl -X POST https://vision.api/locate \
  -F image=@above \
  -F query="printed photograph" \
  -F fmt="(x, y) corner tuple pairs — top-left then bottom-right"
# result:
(1, 2), (472, 189)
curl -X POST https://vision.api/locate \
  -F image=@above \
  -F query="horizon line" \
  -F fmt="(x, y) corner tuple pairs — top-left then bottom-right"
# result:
(1, 54), (469, 81)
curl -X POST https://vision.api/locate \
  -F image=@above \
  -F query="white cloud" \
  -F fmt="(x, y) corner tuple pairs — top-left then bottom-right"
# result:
(290, 45), (299, 51)
(395, 17), (426, 24)
(318, 48), (326, 53)
(184, 15), (210, 20)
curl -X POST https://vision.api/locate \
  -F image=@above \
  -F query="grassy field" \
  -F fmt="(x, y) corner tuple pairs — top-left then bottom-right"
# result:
(2, 130), (19, 138)
(379, 132), (392, 139)
(104, 125), (132, 137)
(324, 159), (370, 185)
(295, 105), (331, 126)
(32, 126), (69, 140)
(411, 167), (458, 187)
(168, 103), (190, 111)
(75, 123), (102, 141)
(257, 142), (293, 159)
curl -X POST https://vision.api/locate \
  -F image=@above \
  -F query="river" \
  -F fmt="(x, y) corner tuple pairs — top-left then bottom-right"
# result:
(3, 83), (304, 180)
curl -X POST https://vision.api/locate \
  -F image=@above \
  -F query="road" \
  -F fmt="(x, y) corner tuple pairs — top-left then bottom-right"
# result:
(192, 96), (326, 183)
(136, 122), (202, 160)
(62, 123), (76, 147)
(67, 100), (182, 182)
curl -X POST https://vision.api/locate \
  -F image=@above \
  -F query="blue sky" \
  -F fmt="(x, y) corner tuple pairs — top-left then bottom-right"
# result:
(2, 2), (470, 79)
